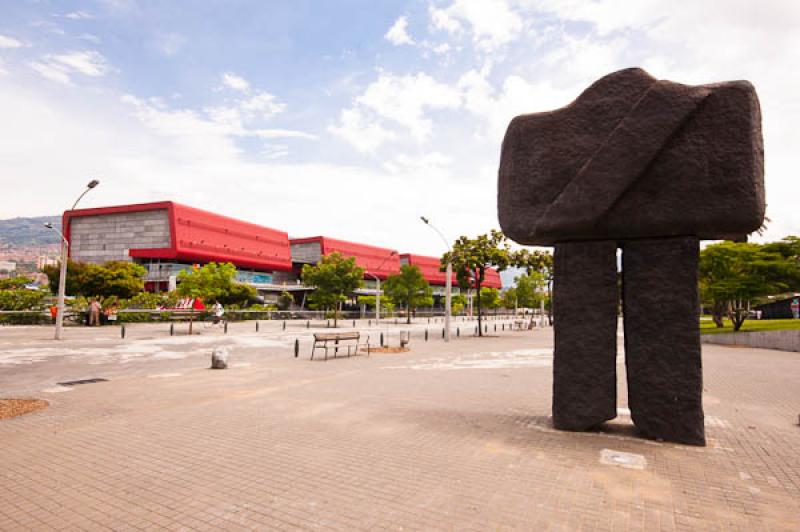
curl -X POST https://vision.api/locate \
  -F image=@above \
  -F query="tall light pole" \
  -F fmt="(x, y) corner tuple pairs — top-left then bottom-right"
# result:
(365, 251), (397, 324)
(49, 179), (100, 340)
(421, 216), (452, 342)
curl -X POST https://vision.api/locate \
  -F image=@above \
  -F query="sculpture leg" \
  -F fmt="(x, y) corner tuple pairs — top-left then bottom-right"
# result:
(622, 237), (705, 445)
(553, 240), (618, 430)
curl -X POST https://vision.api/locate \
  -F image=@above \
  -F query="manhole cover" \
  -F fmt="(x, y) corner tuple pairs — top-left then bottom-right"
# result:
(0, 398), (49, 420)
(57, 378), (109, 386)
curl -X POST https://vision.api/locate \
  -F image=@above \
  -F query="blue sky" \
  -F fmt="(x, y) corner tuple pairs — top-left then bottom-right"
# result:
(1, 0), (799, 262)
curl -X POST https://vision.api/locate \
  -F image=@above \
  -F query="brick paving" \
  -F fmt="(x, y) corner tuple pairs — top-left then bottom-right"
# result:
(0, 321), (798, 530)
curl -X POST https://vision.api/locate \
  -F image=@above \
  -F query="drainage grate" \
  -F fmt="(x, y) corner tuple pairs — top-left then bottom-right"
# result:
(57, 378), (109, 387)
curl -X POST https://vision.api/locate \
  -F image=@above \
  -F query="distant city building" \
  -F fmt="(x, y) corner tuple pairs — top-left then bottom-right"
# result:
(62, 201), (503, 302)
(0, 260), (16, 278)
(36, 256), (58, 269)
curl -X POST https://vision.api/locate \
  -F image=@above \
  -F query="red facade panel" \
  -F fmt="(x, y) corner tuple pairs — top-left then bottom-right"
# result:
(482, 267), (503, 289)
(399, 254), (502, 288)
(291, 236), (400, 280)
(399, 254), (455, 286)
(64, 201), (292, 271)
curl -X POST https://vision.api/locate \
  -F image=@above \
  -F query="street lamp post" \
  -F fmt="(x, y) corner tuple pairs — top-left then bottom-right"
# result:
(365, 251), (397, 324)
(421, 216), (452, 342)
(48, 180), (100, 340)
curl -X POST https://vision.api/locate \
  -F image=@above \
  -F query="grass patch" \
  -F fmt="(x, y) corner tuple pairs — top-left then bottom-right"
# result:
(700, 318), (800, 334)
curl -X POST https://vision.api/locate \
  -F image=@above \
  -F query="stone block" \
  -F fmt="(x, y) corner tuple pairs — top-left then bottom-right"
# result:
(552, 240), (618, 430)
(211, 348), (229, 370)
(622, 237), (704, 445)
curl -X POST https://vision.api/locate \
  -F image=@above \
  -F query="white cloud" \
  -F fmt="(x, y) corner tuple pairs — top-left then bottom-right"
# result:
(50, 51), (109, 76)
(383, 151), (451, 175)
(238, 92), (285, 119)
(328, 108), (396, 153)
(0, 35), (23, 49)
(385, 16), (415, 46)
(120, 82), (313, 162)
(154, 33), (186, 56)
(29, 61), (73, 85)
(221, 72), (250, 92)
(430, 0), (523, 51)
(30, 50), (110, 85)
(356, 72), (461, 141)
(65, 11), (93, 20)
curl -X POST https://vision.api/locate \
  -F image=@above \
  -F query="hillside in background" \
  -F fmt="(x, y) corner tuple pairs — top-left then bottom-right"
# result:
(0, 216), (61, 247)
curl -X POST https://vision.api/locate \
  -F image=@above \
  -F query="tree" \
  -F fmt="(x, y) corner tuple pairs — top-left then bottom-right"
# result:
(384, 265), (434, 324)
(451, 294), (467, 315)
(301, 252), (364, 327)
(513, 249), (554, 323)
(0, 277), (46, 310)
(357, 295), (395, 314)
(177, 262), (256, 306)
(501, 287), (518, 310)
(699, 240), (800, 331)
(42, 260), (146, 299)
(480, 287), (501, 312)
(43, 260), (91, 296)
(277, 291), (294, 311)
(443, 230), (512, 336)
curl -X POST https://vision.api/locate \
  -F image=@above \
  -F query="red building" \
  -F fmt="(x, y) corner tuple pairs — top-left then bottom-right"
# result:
(63, 201), (294, 292)
(62, 201), (503, 301)
(400, 253), (503, 289)
(290, 236), (400, 280)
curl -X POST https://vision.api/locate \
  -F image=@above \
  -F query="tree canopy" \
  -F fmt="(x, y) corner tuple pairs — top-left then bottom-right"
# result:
(176, 262), (256, 307)
(43, 260), (146, 299)
(699, 238), (800, 330)
(442, 230), (512, 335)
(301, 252), (364, 326)
(384, 264), (433, 323)
(0, 277), (46, 310)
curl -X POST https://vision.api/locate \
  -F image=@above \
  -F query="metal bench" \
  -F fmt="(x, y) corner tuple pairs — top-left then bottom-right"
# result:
(311, 332), (370, 360)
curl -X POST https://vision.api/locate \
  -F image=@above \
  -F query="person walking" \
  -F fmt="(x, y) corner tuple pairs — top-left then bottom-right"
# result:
(88, 298), (102, 326)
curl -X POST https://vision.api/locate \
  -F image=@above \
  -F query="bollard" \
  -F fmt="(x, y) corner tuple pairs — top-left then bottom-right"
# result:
(256, 321), (260, 332)
(457, 327), (460, 337)
(121, 325), (126, 339)
(502, 323), (505, 331)
(170, 323), (174, 336)
(327, 319), (330, 328)
(427, 317), (430, 324)
(307, 320), (310, 329)
(283, 321), (286, 331)
(425, 329), (428, 341)
(380, 332), (384, 347)
(294, 338), (299, 358)
(442, 328), (445, 339)
(485, 324), (488, 333)
(224, 321), (228, 334)
(494, 324), (497, 332)
(353, 320), (356, 327)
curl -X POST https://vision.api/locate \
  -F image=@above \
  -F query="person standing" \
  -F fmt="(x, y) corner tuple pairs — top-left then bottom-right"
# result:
(89, 298), (102, 326)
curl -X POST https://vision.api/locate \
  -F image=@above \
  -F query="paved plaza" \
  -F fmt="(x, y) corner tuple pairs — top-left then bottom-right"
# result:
(1, 320), (798, 530)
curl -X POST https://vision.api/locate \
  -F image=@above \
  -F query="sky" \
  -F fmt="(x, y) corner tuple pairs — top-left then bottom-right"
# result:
(1, 0), (799, 261)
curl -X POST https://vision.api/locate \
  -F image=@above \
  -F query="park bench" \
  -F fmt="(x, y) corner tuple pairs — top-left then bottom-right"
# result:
(311, 332), (370, 360)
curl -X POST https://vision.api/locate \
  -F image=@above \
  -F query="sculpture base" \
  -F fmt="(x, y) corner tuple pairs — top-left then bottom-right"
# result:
(622, 237), (705, 446)
(552, 240), (618, 430)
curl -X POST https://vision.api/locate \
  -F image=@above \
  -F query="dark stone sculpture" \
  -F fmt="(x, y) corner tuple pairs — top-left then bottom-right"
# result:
(498, 68), (765, 446)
